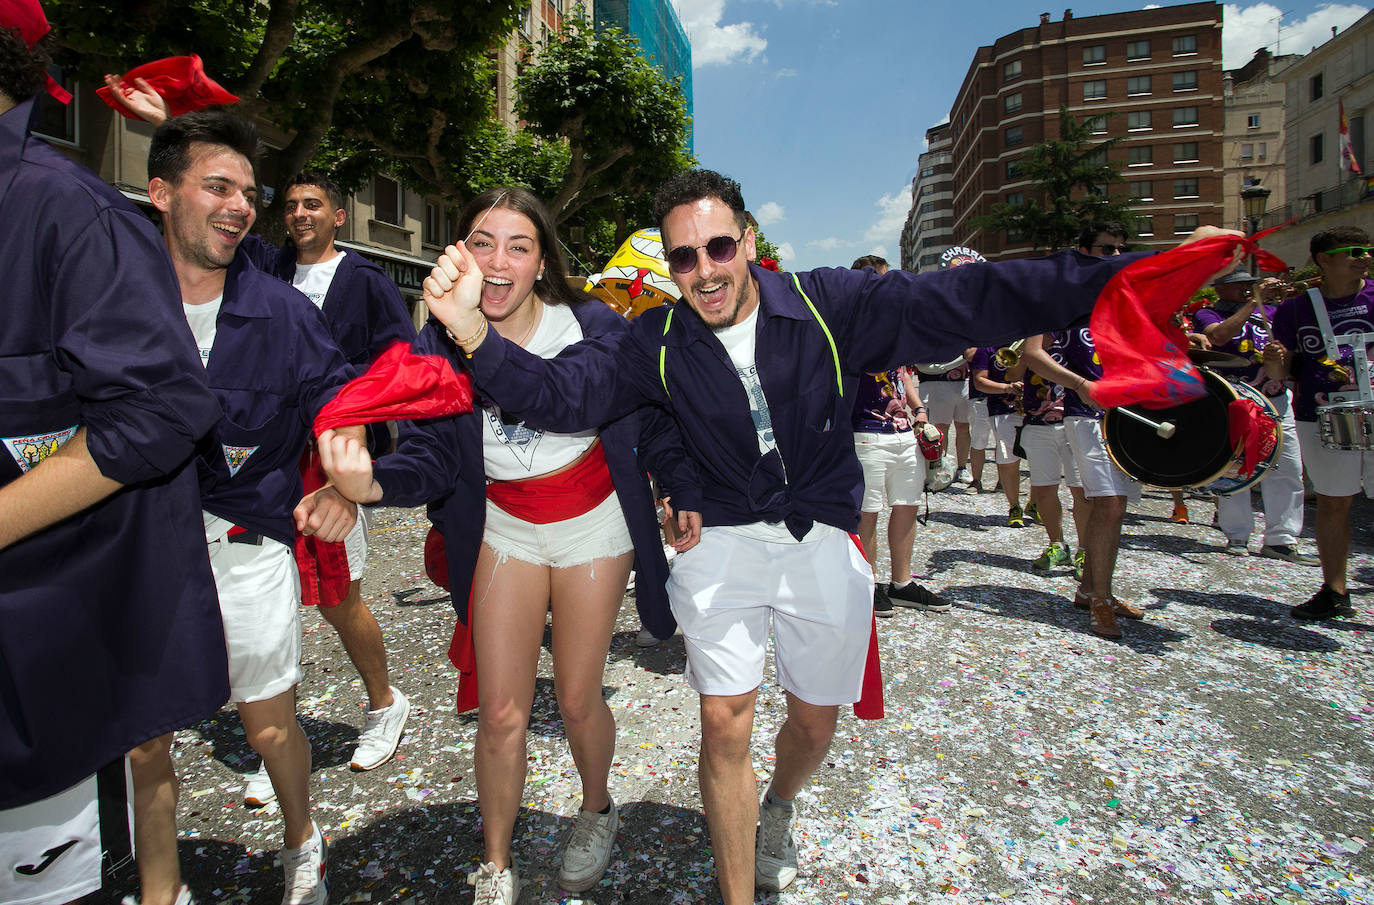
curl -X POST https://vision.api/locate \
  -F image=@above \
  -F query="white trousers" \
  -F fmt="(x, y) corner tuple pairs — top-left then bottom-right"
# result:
(1216, 392), (1304, 546)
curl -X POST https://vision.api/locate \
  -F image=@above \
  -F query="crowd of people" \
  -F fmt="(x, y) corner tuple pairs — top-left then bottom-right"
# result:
(3, 4), (1371, 905)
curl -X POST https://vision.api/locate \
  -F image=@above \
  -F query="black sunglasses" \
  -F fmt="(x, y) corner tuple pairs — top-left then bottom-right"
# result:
(666, 233), (744, 274)
(1093, 243), (1126, 255)
(1326, 245), (1374, 258)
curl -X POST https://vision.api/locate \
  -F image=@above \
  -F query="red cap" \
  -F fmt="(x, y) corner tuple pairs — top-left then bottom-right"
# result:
(0, 0), (72, 104)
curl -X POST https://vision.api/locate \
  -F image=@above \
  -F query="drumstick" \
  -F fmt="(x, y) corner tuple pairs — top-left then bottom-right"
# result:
(1117, 406), (1177, 439)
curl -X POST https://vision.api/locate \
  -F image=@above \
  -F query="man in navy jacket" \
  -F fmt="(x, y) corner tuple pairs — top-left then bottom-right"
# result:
(352, 169), (1238, 904)
(0, 9), (224, 905)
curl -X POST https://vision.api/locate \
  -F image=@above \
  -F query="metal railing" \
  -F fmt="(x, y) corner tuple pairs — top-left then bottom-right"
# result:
(1258, 177), (1374, 230)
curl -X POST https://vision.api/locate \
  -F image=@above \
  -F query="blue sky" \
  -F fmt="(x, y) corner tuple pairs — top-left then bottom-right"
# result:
(669, 0), (1370, 271)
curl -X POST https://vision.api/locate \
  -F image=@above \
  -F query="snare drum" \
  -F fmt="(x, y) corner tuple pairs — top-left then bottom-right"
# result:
(1317, 402), (1374, 450)
(1103, 368), (1282, 495)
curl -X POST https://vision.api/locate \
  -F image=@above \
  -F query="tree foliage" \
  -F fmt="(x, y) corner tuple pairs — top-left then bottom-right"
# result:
(970, 106), (1137, 252)
(517, 17), (694, 229)
(46, 0), (522, 231)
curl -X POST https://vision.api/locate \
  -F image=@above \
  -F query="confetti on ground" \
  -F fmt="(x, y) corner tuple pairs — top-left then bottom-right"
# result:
(102, 489), (1374, 904)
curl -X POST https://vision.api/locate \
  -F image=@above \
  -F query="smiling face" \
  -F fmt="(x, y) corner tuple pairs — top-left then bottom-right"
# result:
(463, 206), (544, 322)
(284, 182), (344, 258)
(661, 197), (757, 329)
(151, 142), (257, 274)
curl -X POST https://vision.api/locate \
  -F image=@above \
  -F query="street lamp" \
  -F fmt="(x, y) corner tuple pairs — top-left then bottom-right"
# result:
(1240, 183), (1272, 273)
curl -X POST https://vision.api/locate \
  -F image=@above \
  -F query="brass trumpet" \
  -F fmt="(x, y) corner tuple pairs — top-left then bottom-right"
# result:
(995, 339), (1026, 369)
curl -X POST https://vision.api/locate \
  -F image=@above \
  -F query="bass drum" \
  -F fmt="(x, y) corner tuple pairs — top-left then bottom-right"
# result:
(1102, 368), (1281, 495)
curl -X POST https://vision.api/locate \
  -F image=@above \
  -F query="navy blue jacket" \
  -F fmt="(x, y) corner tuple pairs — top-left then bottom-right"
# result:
(195, 250), (355, 547)
(242, 236), (416, 457)
(465, 256), (1142, 540)
(373, 301), (697, 639)
(0, 99), (226, 808)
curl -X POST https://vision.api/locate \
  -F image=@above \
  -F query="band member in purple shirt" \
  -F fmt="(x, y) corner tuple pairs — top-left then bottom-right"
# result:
(1194, 269), (1312, 564)
(1268, 226), (1374, 620)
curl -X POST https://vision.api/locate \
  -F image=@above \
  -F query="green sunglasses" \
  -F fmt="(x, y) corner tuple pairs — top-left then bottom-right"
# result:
(1324, 245), (1374, 258)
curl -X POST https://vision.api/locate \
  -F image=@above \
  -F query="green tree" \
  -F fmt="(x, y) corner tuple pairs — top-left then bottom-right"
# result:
(970, 106), (1137, 252)
(516, 17), (695, 232)
(46, 0), (522, 233)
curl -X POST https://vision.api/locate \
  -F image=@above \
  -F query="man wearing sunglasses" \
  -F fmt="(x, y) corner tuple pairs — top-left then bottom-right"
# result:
(400, 169), (1239, 904)
(1267, 227), (1374, 621)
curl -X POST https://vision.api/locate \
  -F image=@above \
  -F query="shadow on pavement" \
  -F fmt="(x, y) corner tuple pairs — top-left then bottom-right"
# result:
(947, 582), (1190, 654)
(191, 710), (359, 775)
(392, 586), (453, 608)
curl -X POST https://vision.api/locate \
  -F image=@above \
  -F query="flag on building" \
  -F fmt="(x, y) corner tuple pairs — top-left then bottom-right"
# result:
(1340, 100), (1362, 176)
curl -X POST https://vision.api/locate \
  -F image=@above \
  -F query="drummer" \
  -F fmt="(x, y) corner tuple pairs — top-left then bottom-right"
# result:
(1193, 269), (1314, 563)
(1268, 227), (1374, 620)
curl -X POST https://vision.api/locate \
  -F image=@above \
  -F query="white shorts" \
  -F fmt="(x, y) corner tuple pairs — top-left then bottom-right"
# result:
(343, 505), (371, 581)
(923, 380), (971, 425)
(483, 490), (634, 568)
(969, 398), (995, 450)
(1021, 423), (1082, 488)
(991, 413), (1021, 465)
(1064, 416), (1141, 500)
(209, 536), (303, 703)
(1297, 420), (1374, 498)
(855, 431), (926, 511)
(666, 525), (874, 705)
(0, 760), (133, 905)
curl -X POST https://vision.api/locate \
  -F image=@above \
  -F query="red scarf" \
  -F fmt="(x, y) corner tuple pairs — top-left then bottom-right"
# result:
(484, 441), (614, 523)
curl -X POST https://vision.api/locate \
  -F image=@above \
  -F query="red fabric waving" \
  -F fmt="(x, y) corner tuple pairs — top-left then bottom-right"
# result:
(97, 55), (238, 118)
(293, 449), (352, 608)
(847, 532), (885, 720)
(0, 0), (70, 103)
(1091, 234), (1287, 410)
(313, 342), (475, 436)
(1228, 398), (1278, 478)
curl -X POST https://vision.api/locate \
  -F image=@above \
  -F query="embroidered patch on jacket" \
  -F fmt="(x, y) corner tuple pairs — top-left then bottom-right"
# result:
(222, 444), (260, 477)
(3, 426), (79, 474)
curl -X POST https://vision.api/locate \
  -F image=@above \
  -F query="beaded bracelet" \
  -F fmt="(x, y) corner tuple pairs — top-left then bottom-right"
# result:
(446, 318), (489, 357)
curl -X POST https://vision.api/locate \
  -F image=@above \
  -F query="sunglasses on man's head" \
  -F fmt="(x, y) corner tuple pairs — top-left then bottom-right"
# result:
(665, 233), (744, 274)
(1325, 245), (1374, 258)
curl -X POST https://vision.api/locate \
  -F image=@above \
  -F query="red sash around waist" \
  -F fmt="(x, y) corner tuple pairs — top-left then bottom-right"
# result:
(484, 440), (615, 524)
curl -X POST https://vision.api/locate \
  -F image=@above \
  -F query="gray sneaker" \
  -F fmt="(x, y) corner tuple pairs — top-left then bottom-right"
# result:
(755, 797), (798, 892)
(558, 799), (619, 892)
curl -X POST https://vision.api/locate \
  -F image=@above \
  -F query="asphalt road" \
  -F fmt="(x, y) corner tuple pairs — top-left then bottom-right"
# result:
(101, 482), (1373, 905)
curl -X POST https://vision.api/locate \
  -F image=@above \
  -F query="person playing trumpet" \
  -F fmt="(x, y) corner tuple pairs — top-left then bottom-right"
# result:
(970, 342), (1027, 525)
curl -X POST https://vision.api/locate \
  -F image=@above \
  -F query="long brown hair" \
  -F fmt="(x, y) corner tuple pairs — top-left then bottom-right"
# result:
(456, 187), (588, 306)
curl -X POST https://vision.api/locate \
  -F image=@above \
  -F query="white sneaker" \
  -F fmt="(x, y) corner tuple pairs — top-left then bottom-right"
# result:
(559, 799), (619, 892)
(953, 466), (974, 485)
(635, 627), (663, 648)
(755, 796), (798, 891)
(280, 822), (328, 905)
(467, 860), (518, 905)
(244, 761), (276, 807)
(122, 885), (195, 905)
(350, 687), (410, 771)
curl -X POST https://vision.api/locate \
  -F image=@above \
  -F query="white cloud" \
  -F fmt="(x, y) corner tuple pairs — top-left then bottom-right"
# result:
(808, 236), (848, 250)
(670, 0), (768, 68)
(776, 68), (798, 79)
(775, 241), (795, 263)
(754, 201), (785, 226)
(868, 245), (890, 259)
(1223, 3), (1369, 69)
(863, 185), (914, 246)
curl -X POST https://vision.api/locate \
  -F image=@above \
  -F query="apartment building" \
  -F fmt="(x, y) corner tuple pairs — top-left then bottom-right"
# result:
(900, 122), (955, 272)
(1222, 49), (1299, 233)
(947, 3), (1225, 259)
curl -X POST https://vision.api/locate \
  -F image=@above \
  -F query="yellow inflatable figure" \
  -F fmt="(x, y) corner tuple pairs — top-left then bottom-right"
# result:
(584, 228), (681, 319)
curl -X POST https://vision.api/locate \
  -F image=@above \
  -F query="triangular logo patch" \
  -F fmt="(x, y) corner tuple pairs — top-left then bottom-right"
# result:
(222, 444), (259, 477)
(3, 426), (78, 474)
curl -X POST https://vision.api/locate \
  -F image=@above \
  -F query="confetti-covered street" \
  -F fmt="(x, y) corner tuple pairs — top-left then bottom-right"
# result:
(107, 484), (1374, 905)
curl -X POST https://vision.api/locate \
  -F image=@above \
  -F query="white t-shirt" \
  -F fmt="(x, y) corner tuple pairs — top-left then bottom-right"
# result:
(712, 306), (830, 544)
(292, 251), (346, 310)
(481, 302), (597, 481)
(183, 295), (222, 369)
